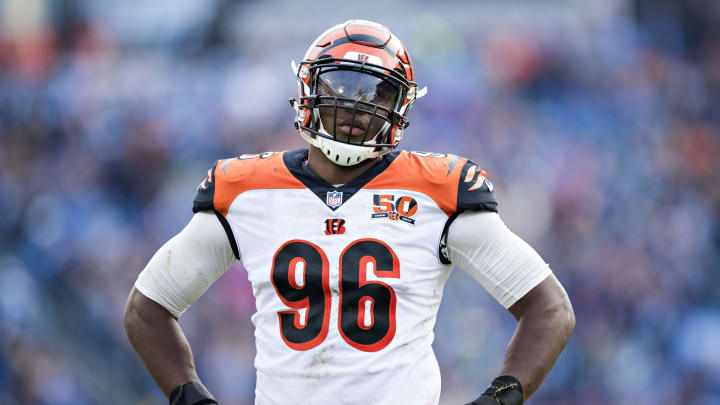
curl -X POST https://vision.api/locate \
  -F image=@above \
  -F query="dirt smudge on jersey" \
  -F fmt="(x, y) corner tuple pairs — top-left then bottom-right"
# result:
(301, 344), (334, 381)
(309, 344), (333, 368)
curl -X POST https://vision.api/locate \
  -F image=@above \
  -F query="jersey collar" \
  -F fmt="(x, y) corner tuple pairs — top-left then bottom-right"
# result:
(283, 148), (400, 210)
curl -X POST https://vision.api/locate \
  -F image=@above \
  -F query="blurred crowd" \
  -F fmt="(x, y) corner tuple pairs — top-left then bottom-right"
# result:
(0, 0), (719, 404)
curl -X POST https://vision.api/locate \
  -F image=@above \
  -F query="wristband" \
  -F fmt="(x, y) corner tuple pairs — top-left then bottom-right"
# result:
(466, 375), (523, 405)
(169, 381), (218, 405)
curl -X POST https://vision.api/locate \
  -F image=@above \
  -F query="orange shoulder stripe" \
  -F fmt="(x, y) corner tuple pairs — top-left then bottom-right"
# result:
(364, 151), (466, 216)
(213, 152), (305, 217)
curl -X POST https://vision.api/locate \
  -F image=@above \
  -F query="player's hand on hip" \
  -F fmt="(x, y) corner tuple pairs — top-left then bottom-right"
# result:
(169, 381), (218, 405)
(465, 375), (524, 405)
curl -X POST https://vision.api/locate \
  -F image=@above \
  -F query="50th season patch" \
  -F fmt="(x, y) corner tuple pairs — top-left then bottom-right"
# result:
(371, 194), (418, 225)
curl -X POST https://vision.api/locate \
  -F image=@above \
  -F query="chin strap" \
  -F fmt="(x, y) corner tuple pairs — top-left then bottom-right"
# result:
(298, 128), (393, 165)
(291, 97), (394, 166)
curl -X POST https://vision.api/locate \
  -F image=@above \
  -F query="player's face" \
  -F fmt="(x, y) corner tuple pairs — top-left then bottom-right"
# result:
(316, 70), (400, 143)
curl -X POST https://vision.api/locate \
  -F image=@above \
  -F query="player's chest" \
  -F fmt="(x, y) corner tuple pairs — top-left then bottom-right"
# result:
(226, 188), (448, 270)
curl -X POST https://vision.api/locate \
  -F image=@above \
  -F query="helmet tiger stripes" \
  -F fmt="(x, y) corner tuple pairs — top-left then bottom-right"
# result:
(290, 20), (427, 166)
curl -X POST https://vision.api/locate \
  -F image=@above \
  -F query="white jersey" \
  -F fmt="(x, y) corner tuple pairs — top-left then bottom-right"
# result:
(193, 149), (500, 404)
(137, 148), (551, 405)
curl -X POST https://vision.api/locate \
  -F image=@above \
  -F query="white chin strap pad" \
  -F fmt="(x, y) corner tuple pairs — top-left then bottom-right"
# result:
(296, 105), (393, 166)
(311, 109), (388, 166)
(298, 129), (391, 166)
(317, 136), (376, 166)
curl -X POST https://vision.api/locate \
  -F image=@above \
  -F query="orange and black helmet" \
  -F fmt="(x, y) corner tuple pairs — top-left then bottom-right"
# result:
(290, 20), (426, 162)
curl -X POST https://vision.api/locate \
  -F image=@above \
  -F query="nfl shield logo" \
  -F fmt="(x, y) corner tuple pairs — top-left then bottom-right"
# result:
(326, 191), (343, 208)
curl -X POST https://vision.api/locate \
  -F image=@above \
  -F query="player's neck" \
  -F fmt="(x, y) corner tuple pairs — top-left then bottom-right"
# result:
(306, 146), (380, 186)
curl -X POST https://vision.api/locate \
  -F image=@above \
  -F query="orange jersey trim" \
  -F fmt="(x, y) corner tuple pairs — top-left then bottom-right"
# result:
(213, 152), (306, 217)
(364, 151), (465, 217)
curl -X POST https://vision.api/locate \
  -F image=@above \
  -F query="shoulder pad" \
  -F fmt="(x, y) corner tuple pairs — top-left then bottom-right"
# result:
(456, 159), (497, 213)
(437, 157), (498, 264)
(366, 151), (464, 216)
(366, 151), (498, 216)
(192, 164), (217, 213)
(193, 152), (304, 217)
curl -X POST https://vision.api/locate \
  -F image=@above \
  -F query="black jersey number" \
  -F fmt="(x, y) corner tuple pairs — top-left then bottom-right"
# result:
(270, 240), (331, 351)
(270, 239), (400, 352)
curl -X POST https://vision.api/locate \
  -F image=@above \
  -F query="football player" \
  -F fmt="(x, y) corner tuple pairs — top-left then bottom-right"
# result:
(123, 20), (575, 405)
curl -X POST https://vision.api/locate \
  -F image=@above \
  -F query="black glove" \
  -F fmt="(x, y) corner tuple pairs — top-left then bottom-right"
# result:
(465, 375), (524, 405)
(169, 381), (218, 405)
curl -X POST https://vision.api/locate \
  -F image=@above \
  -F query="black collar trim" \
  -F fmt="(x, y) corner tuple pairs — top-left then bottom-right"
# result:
(283, 149), (400, 210)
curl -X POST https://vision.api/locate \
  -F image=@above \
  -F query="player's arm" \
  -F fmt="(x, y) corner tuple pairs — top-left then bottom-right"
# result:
(502, 271), (574, 400)
(123, 211), (236, 403)
(446, 211), (575, 404)
(124, 288), (199, 396)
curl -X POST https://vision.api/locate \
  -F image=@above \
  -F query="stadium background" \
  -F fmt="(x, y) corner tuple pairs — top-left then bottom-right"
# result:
(1, 0), (719, 403)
